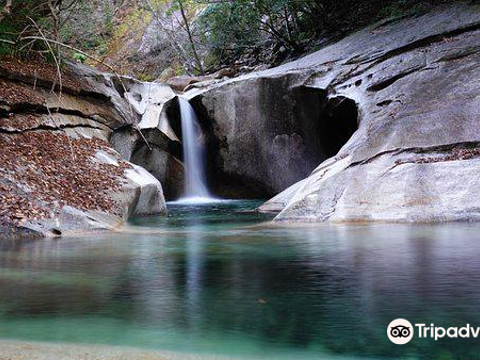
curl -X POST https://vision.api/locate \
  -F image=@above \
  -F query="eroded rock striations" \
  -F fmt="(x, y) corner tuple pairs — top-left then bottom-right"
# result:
(186, 3), (480, 222)
(0, 58), (167, 239)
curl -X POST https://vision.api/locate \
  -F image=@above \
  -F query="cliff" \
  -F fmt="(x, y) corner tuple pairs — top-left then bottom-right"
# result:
(183, 3), (480, 222)
(0, 58), (167, 239)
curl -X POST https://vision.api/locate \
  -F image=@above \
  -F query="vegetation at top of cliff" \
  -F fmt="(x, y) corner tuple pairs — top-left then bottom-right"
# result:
(0, 0), (55, 57)
(0, 0), (124, 70)
(0, 0), (459, 79)
(196, 0), (322, 68)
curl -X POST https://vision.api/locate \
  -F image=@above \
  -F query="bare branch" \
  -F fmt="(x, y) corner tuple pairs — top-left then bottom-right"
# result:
(0, 38), (15, 44)
(27, 17), (63, 102)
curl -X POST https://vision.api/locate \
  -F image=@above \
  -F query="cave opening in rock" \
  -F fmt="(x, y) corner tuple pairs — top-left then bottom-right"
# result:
(184, 90), (360, 199)
(166, 87), (360, 200)
(319, 96), (359, 158)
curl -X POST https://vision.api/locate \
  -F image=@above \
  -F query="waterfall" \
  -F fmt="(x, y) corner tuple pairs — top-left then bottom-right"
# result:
(178, 98), (212, 202)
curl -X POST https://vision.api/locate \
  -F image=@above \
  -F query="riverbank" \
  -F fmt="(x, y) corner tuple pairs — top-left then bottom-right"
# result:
(0, 340), (237, 360)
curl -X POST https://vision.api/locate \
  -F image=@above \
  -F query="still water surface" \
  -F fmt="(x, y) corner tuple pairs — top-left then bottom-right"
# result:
(1, 201), (480, 359)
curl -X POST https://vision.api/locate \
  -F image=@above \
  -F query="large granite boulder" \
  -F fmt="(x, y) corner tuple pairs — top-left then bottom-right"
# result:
(189, 3), (480, 222)
(187, 74), (343, 197)
(272, 3), (480, 222)
(71, 62), (185, 200)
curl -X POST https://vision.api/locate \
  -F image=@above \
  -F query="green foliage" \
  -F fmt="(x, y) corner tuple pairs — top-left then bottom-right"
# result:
(0, 0), (442, 76)
(58, 1), (115, 52)
(0, 22), (15, 56)
(195, 0), (434, 69)
(175, 66), (184, 76)
(166, 0), (197, 16)
(0, 0), (54, 58)
(198, 1), (261, 52)
(72, 52), (87, 63)
(197, 0), (320, 67)
(378, 0), (409, 18)
(378, 0), (427, 18)
(137, 72), (155, 82)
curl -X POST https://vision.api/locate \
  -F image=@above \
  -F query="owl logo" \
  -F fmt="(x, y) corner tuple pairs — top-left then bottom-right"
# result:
(390, 325), (411, 338)
(388, 319), (414, 345)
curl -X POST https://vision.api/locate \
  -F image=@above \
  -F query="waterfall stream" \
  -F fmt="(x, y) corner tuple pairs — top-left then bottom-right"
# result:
(178, 98), (213, 202)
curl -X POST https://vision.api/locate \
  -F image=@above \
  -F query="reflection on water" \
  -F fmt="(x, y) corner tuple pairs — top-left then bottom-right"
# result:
(1, 201), (480, 359)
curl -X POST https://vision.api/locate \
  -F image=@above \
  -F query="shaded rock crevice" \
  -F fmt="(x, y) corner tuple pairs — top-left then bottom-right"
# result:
(366, 66), (429, 92)
(0, 106), (114, 129)
(349, 141), (480, 169)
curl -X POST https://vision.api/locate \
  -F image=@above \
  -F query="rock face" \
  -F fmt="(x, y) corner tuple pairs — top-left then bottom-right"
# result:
(3, 2), (480, 232)
(189, 3), (480, 222)
(110, 125), (184, 200)
(0, 58), (167, 239)
(188, 75), (357, 197)
(108, 81), (185, 200)
(71, 62), (185, 201)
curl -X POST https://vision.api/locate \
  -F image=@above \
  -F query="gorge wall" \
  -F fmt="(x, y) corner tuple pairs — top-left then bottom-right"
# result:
(186, 76), (358, 198)
(184, 2), (480, 222)
(2, 2), (480, 241)
(0, 59), (173, 239)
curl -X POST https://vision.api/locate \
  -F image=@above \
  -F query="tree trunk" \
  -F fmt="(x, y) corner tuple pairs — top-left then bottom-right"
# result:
(177, 0), (204, 75)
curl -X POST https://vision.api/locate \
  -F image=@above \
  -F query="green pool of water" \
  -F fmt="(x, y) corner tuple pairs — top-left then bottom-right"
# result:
(1, 200), (480, 359)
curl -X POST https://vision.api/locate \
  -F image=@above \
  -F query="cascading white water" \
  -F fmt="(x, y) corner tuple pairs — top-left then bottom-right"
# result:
(178, 97), (212, 202)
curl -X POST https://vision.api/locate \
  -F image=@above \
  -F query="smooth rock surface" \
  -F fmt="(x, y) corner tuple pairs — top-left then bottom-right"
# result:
(189, 74), (332, 197)
(190, 3), (480, 222)
(125, 164), (167, 216)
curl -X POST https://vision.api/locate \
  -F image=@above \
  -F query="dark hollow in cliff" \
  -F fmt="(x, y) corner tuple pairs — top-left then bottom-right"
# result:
(319, 96), (359, 158)
(166, 98), (182, 144)
(183, 83), (359, 200)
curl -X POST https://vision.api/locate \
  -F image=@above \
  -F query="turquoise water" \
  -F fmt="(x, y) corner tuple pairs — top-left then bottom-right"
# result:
(1, 201), (480, 359)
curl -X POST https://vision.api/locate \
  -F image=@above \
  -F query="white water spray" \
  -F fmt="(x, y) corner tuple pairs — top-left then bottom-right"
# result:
(178, 98), (213, 203)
